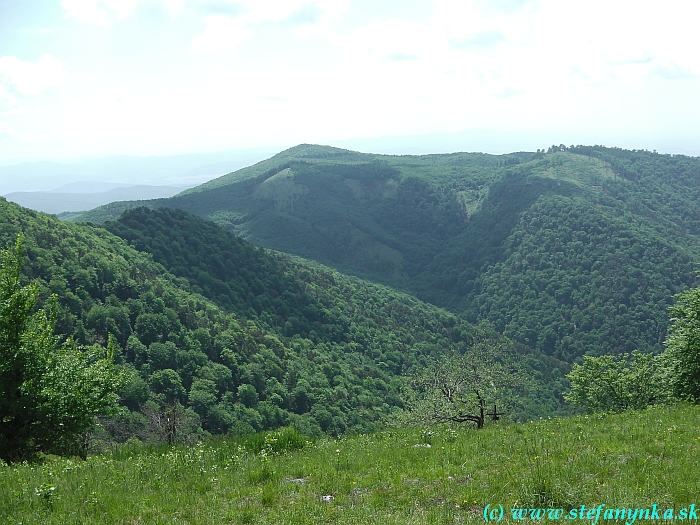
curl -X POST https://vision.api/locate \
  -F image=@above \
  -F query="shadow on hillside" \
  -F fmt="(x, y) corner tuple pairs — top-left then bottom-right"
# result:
(416, 169), (580, 310)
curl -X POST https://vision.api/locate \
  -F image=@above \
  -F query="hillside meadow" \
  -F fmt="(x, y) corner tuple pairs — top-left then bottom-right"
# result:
(2, 403), (698, 524)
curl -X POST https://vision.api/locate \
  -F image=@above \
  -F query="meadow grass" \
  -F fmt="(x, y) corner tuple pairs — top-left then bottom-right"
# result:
(1, 403), (698, 524)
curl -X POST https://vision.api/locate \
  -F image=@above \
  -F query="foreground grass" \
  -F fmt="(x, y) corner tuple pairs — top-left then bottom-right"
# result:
(1, 403), (699, 524)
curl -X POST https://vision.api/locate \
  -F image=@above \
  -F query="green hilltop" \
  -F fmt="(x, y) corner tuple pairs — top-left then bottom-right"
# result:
(75, 144), (700, 362)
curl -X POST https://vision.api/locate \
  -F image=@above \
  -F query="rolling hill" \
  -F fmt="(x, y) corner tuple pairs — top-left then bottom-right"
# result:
(75, 144), (700, 362)
(1, 197), (562, 446)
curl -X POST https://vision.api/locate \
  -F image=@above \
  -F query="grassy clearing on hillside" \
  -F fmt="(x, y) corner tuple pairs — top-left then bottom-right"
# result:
(1, 403), (698, 524)
(529, 153), (618, 188)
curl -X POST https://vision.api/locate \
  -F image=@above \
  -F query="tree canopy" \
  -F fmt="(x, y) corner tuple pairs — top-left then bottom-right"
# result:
(664, 281), (700, 401)
(77, 145), (700, 363)
(0, 236), (123, 462)
(564, 351), (670, 413)
(2, 198), (563, 454)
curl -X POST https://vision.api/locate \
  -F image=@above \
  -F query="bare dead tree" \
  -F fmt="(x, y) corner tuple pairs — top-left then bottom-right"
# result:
(141, 402), (200, 445)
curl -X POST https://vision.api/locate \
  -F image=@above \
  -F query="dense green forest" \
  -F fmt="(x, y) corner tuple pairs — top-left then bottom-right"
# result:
(76, 145), (700, 361)
(0, 198), (566, 453)
(104, 206), (568, 414)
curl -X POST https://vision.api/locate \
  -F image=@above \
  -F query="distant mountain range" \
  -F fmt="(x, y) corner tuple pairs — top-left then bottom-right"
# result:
(4, 184), (192, 215)
(0, 147), (280, 194)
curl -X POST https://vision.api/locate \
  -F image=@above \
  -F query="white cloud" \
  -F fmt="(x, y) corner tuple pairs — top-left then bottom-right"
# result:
(191, 0), (348, 53)
(0, 54), (70, 96)
(188, 0), (345, 23)
(349, 19), (442, 62)
(61, 0), (142, 25)
(4, 0), (699, 164)
(0, 122), (14, 135)
(419, 0), (700, 107)
(0, 88), (17, 110)
(190, 0), (246, 17)
(234, 0), (322, 22)
(651, 61), (695, 80)
(191, 15), (253, 53)
(62, 0), (185, 24)
(433, 0), (532, 44)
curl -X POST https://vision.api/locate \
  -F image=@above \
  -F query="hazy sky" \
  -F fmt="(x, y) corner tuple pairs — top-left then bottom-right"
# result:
(1, 0), (699, 164)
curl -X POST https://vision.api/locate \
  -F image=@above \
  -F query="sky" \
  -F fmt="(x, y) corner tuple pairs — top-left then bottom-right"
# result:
(1, 0), (700, 165)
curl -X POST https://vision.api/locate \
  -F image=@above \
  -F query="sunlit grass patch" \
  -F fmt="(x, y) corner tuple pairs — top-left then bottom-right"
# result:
(1, 404), (699, 524)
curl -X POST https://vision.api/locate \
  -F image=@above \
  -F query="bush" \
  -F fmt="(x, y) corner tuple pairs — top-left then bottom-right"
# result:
(664, 282), (700, 401)
(565, 351), (671, 413)
(0, 237), (124, 462)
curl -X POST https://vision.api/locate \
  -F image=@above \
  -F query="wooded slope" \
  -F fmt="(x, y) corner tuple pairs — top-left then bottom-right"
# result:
(77, 145), (700, 361)
(3, 198), (559, 441)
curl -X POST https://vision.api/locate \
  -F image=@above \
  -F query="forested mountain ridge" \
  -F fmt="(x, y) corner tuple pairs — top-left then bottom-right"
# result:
(0, 198), (562, 444)
(418, 152), (700, 361)
(178, 144), (379, 195)
(77, 145), (508, 283)
(75, 145), (700, 362)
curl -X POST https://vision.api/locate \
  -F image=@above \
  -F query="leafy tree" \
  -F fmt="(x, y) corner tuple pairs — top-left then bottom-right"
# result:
(0, 236), (123, 462)
(197, 363), (233, 395)
(206, 404), (235, 433)
(564, 351), (671, 413)
(118, 366), (150, 411)
(188, 378), (218, 418)
(135, 312), (171, 346)
(238, 383), (259, 408)
(664, 283), (700, 401)
(148, 369), (186, 404)
(401, 339), (527, 428)
(148, 341), (177, 371)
